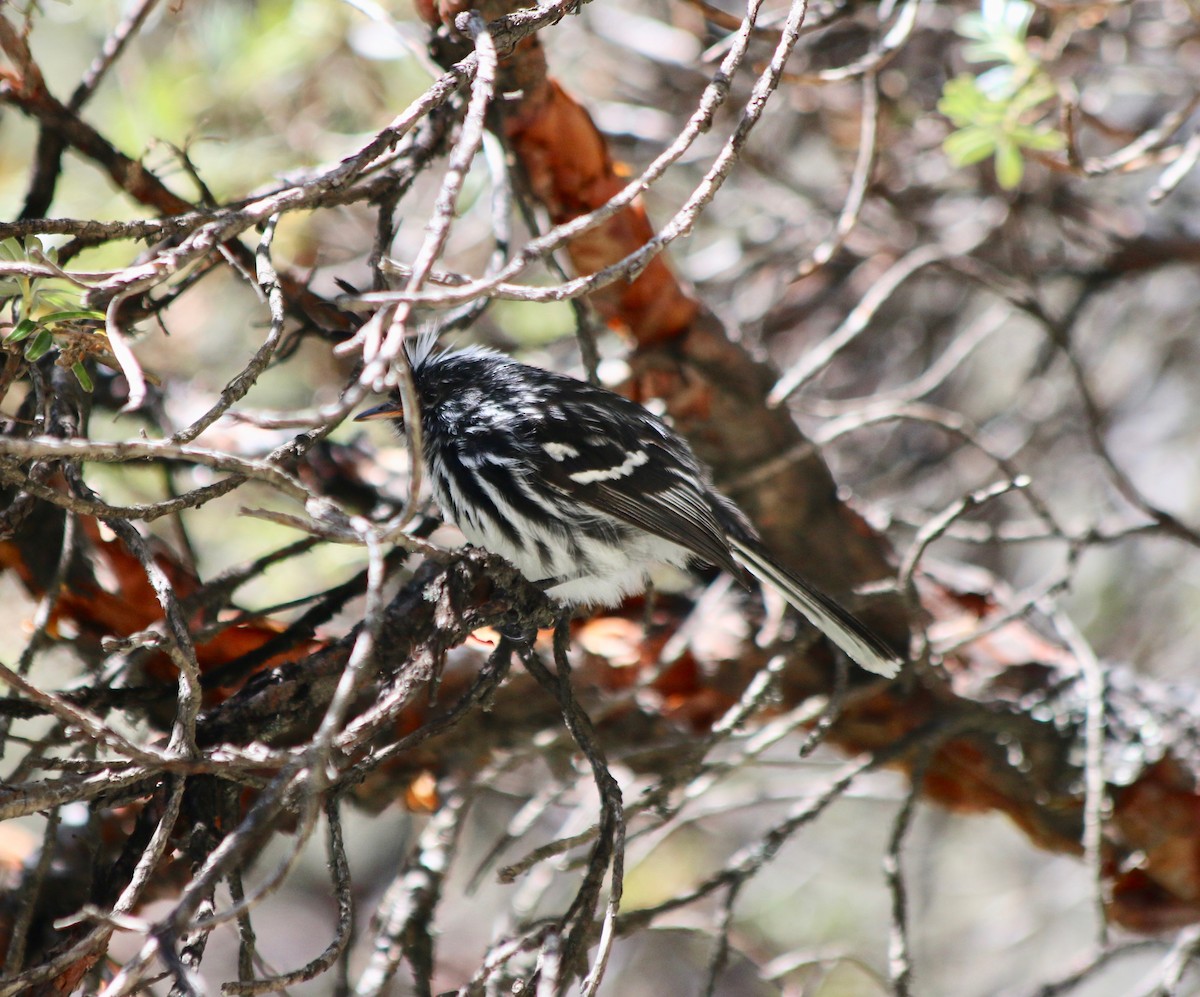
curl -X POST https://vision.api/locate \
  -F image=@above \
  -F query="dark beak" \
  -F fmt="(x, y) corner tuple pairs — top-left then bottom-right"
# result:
(354, 400), (404, 422)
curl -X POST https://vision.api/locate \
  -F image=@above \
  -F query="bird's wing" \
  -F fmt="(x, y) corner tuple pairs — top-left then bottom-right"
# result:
(537, 421), (743, 578)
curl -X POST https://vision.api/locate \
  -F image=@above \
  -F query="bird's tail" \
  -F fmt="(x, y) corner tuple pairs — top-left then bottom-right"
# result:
(727, 536), (903, 678)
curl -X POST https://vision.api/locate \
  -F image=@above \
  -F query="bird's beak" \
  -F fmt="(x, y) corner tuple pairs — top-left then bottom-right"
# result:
(354, 400), (404, 422)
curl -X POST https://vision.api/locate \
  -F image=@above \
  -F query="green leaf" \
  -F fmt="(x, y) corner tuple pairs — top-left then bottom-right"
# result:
(975, 65), (1018, 99)
(5, 317), (37, 344)
(994, 139), (1025, 189)
(959, 0), (1035, 55)
(72, 362), (94, 392)
(944, 127), (999, 166)
(1019, 128), (1066, 152)
(34, 290), (84, 313)
(1009, 74), (1057, 114)
(24, 327), (55, 361)
(955, 13), (990, 41)
(938, 76), (990, 125)
(991, 0), (1035, 40)
(37, 308), (106, 325)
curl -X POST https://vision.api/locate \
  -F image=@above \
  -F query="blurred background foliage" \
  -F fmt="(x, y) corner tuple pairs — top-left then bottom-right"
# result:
(3, 0), (1200, 994)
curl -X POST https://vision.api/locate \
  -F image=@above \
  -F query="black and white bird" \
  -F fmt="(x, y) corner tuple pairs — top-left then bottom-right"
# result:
(356, 341), (902, 677)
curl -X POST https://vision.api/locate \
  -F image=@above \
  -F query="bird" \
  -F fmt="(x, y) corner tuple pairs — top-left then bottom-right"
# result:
(356, 339), (902, 677)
